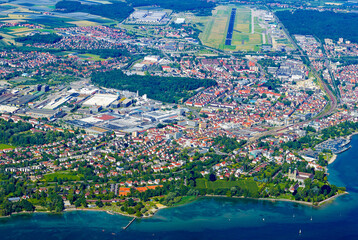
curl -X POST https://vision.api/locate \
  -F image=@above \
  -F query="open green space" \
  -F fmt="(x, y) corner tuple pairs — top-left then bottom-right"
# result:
(196, 178), (259, 195)
(199, 5), (263, 51)
(78, 54), (107, 61)
(199, 5), (230, 50)
(0, 144), (15, 150)
(172, 196), (197, 206)
(43, 171), (84, 182)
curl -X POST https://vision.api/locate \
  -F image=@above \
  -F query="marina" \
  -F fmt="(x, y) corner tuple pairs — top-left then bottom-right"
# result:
(315, 137), (351, 154)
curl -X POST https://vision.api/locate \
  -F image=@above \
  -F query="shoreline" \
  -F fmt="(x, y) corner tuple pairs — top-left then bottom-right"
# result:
(328, 153), (337, 165)
(63, 204), (167, 219)
(316, 192), (348, 206)
(3, 192), (347, 220)
(3, 135), (353, 220)
(203, 192), (348, 207)
(348, 132), (358, 139)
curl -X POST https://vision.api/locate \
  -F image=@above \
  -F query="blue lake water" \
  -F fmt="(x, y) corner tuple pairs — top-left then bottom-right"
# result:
(1, 136), (358, 240)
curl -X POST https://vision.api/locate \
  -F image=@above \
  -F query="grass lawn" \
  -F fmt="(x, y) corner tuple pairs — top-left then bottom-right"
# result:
(199, 5), (229, 49)
(196, 178), (258, 195)
(43, 171), (84, 182)
(78, 54), (108, 61)
(0, 144), (14, 149)
(173, 196), (197, 206)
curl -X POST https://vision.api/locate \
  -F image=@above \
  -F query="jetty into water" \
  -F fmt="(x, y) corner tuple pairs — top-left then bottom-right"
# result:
(122, 217), (136, 230)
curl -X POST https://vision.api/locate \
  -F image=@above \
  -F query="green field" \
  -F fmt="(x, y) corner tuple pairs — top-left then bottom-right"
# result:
(0, 144), (15, 150)
(199, 5), (229, 50)
(43, 171), (84, 182)
(78, 53), (108, 61)
(196, 178), (258, 195)
(173, 196), (197, 206)
(28, 17), (77, 29)
(199, 5), (263, 51)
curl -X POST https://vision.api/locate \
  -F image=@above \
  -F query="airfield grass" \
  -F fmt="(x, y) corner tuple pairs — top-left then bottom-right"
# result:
(199, 5), (230, 49)
(199, 5), (263, 51)
(229, 8), (262, 51)
(254, 17), (264, 32)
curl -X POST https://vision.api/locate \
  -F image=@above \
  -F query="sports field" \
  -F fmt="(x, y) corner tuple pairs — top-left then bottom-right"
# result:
(199, 5), (264, 51)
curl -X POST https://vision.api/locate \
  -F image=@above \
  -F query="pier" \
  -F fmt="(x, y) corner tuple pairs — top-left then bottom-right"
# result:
(122, 217), (136, 230)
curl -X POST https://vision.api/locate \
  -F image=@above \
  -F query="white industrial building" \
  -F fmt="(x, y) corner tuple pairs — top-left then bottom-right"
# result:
(0, 105), (18, 113)
(174, 18), (185, 24)
(82, 94), (119, 107)
(144, 55), (160, 62)
(128, 10), (167, 24)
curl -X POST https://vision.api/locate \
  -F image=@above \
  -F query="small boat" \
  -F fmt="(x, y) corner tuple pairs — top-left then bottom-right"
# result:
(299, 229), (302, 235)
(262, 218), (265, 221)
(310, 216), (313, 221)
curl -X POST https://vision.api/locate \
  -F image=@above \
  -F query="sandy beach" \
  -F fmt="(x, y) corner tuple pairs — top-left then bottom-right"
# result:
(328, 154), (337, 164)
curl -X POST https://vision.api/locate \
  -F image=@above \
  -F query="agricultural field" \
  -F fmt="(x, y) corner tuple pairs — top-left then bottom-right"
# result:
(199, 5), (264, 52)
(0, 1), (117, 46)
(27, 17), (77, 29)
(68, 20), (99, 27)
